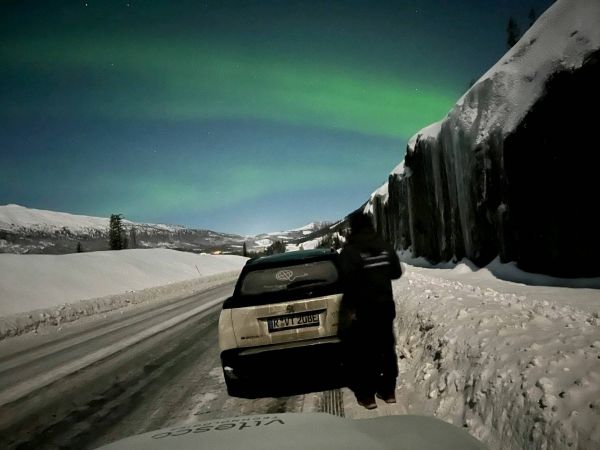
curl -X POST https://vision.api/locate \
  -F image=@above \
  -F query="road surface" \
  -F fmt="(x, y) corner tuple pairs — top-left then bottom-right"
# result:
(0, 282), (342, 449)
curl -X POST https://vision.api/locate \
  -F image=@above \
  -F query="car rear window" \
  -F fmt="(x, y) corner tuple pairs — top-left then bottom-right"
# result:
(240, 260), (338, 296)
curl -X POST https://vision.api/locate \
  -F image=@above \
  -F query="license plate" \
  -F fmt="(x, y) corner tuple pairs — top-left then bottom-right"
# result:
(267, 311), (320, 332)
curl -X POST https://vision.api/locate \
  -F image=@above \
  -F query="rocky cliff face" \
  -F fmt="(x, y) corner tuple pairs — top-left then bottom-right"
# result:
(366, 0), (600, 277)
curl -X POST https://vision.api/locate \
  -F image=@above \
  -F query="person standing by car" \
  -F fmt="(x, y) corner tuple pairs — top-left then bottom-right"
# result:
(338, 211), (402, 410)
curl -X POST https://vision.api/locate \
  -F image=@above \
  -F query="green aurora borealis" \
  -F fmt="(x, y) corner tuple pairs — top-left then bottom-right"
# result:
(5, 36), (456, 138)
(0, 0), (554, 233)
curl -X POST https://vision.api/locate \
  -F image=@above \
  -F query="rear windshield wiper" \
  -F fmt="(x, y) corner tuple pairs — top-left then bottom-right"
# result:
(286, 278), (328, 289)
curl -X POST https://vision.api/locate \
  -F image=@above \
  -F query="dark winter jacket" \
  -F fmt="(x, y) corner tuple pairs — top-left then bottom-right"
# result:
(338, 229), (402, 325)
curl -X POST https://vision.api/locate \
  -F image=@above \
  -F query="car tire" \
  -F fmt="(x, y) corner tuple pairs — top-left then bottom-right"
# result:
(223, 369), (246, 397)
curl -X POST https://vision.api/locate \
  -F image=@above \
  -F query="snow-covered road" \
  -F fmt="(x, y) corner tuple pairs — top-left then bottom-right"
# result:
(1, 260), (598, 449)
(0, 283), (233, 405)
(0, 281), (334, 449)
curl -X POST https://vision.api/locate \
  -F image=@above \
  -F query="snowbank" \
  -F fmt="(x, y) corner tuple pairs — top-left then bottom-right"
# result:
(0, 249), (247, 338)
(393, 263), (600, 449)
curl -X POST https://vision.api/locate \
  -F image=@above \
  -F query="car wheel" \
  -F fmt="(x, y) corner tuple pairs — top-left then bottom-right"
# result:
(223, 368), (246, 397)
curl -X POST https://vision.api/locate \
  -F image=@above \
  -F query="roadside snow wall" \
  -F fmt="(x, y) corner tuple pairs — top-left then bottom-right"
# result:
(0, 249), (246, 339)
(394, 269), (600, 449)
(0, 271), (239, 340)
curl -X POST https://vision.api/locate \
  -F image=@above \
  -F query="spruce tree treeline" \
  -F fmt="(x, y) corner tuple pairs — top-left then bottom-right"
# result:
(507, 16), (520, 48)
(129, 227), (137, 249)
(264, 240), (286, 255)
(506, 7), (538, 50)
(317, 233), (342, 250)
(109, 214), (128, 250)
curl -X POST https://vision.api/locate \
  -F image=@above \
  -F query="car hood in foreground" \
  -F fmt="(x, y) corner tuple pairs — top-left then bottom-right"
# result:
(96, 412), (486, 450)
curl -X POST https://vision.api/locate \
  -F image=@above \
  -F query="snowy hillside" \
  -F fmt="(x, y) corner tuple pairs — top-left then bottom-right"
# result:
(0, 204), (183, 234)
(290, 221), (330, 234)
(366, 0), (600, 277)
(0, 203), (233, 255)
(0, 204), (242, 255)
(424, 0), (600, 146)
(0, 204), (334, 255)
(251, 221), (333, 251)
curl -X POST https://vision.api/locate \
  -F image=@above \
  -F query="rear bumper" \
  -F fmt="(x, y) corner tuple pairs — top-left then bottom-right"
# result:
(221, 336), (342, 379)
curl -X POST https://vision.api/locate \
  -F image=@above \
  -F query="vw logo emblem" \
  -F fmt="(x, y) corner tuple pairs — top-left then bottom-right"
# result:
(276, 269), (294, 281)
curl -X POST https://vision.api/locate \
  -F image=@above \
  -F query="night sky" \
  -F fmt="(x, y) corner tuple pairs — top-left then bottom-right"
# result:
(1, 0), (554, 234)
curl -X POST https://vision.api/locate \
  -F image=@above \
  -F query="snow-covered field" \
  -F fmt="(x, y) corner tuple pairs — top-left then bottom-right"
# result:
(0, 249), (246, 337)
(391, 260), (600, 449)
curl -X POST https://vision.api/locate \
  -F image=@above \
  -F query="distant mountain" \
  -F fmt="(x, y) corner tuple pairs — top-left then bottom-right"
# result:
(0, 204), (333, 255)
(254, 222), (340, 251)
(256, 222), (326, 240)
(0, 204), (185, 235)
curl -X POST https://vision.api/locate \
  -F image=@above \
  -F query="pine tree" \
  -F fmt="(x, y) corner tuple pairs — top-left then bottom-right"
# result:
(318, 234), (333, 249)
(507, 16), (521, 48)
(273, 241), (286, 254)
(109, 214), (124, 250)
(265, 240), (286, 255)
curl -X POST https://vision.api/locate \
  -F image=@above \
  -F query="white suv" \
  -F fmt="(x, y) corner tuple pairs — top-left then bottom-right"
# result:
(218, 249), (343, 396)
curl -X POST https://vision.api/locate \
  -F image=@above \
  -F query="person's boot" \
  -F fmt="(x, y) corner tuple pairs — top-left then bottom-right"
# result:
(356, 394), (377, 410)
(376, 390), (396, 404)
